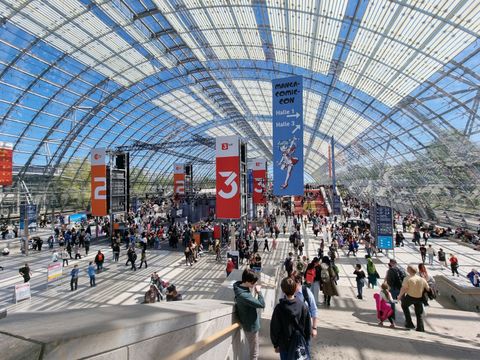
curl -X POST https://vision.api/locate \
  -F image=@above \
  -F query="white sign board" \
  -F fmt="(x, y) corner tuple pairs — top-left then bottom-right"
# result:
(15, 282), (31, 303)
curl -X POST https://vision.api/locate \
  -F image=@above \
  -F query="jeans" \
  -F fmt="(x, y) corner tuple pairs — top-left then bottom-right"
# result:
(244, 330), (259, 360)
(428, 254), (434, 265)
(356, 280), (364, 298)
(114, 252), (119, 262)
(401, 295), (425, 331)
(89, 275), (96, 287)
(311, 281), (320, 304)
(70, 277), (78, 291)
(390, 287), (400, 319)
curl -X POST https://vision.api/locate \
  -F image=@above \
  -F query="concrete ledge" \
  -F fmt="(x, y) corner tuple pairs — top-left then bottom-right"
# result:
(435, 275), (480, 312)
(0, 299), (247, 360)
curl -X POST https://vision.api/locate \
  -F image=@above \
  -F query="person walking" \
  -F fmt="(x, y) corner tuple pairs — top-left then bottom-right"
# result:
(130, 248), (137, 271)
(270, 277), (311, 360)
(51, 250), (59, 263)
(94, 250), (105, 272)
(284, 252), (294, 278)
(61, 249), (69, 267)
(139, 249), (148, 269)
(419, 244), (427, 264)
(87, 261), (96, 287)
(19, 263), (32, 283)
(125, 246), (133, 267)
(263, 238), (270, 252)
(366, 257), (378, 289)
(233, 269), (265, 360)
(320, 256), (338, 306)
(449, 254), (459, 276)
(74, 243), (81, 260)
(112, 242), (120, 262)
(70, 264), (79, 291)
(398, 265), (430, 332)
(438, 248), (447, 267)
(426, 245), (435, 265)
(385, 259), (406, 318)
(293, 274), (318, 354)
(84, 232), (91, 256)
(66, 242), (73, 259)
(354, 263), (366, 299)
(375, 283), (395, 328)
(226, 257), (235, 277)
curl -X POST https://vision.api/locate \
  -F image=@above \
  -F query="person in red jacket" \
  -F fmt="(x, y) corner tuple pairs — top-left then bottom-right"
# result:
(226, 257), (235, 277)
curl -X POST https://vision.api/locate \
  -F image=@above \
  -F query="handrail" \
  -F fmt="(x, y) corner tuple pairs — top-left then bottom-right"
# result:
(163, 322), (241, 360)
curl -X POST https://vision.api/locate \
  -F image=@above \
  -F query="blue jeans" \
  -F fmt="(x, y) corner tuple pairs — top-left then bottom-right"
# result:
(390, 287), (400, 319)
(280, 351), (288, 360)
(357, 280), (364, 297)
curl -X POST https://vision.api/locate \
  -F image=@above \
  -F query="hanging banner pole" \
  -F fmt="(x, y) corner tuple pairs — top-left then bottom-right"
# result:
(91, 148), (107, 217)
(331, 136), (336, 193)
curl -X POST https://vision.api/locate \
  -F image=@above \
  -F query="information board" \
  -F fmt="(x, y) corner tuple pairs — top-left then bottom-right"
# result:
(19, 204), (37, 230)
(376, 205), (393, 249)
(47, 262), (63, 283)
(272, 76), (303, 196)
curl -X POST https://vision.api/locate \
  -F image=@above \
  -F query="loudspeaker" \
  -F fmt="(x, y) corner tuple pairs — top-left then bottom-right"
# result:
(116, 153), (126, 169)
(185, 164), (192, 176)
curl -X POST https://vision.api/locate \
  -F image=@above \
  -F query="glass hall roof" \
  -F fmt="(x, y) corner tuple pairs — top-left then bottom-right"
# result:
(0, 0), (479, 217)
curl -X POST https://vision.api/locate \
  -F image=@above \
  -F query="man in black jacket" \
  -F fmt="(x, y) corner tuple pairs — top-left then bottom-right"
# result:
(270, 277), (311, 359)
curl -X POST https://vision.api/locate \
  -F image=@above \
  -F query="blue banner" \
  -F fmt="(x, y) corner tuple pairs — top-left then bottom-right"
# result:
(19, 204), (37, 230)
(272, 76), (303, 195)
(247, 169), (253, 195)
(333, 194), (342, 215)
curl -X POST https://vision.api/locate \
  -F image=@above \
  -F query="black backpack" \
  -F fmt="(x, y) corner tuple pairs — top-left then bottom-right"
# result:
(287, 311), (310, 360)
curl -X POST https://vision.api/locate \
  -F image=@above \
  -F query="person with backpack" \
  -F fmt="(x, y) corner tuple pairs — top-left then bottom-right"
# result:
(94, 250), (105, 272)
(293, 273), (318, 350)
(233, 269), (265, 360)
(385, 259), (406, 318)
(270, 277), (311, 360)
(438, 248), (447, 267)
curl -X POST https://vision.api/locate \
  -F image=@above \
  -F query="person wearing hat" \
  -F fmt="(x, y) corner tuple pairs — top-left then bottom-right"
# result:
(166, 284), (182, 301)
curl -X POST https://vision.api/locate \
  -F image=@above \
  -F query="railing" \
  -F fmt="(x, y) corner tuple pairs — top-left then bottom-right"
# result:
(164, 323), (241, 360)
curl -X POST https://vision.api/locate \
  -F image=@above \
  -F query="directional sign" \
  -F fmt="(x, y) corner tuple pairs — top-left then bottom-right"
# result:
(272, 75), (303, 195)
(376, 205), (393, 250)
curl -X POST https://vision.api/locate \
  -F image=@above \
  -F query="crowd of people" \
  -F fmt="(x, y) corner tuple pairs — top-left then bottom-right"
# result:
(4, 192), (479, 360)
